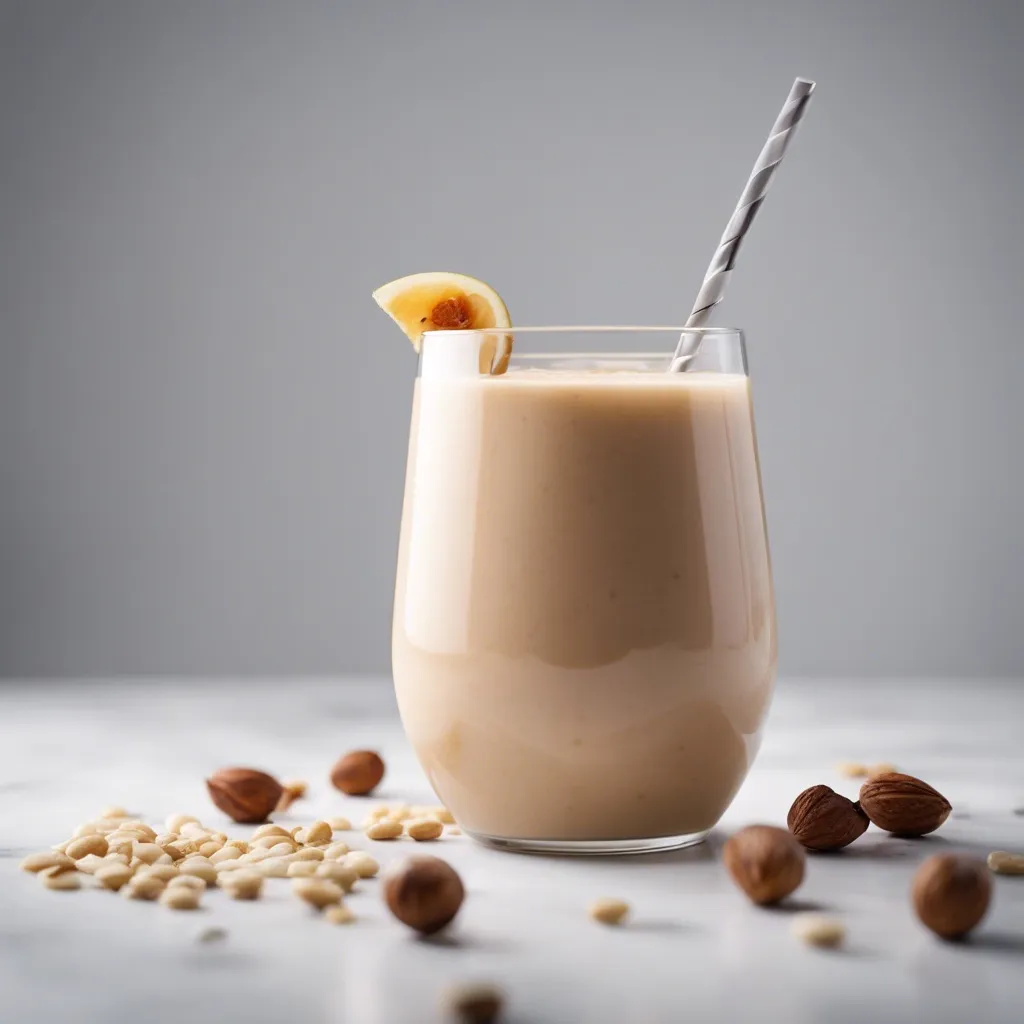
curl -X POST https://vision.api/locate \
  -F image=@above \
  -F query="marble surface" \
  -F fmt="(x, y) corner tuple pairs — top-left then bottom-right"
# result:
(1, 676), (1022, 1024)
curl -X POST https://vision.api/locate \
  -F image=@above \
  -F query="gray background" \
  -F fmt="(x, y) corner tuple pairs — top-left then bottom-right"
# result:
(1, 0), (1022, 679)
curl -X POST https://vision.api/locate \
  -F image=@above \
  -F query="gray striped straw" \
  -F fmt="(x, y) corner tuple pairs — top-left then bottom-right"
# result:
(670, 77), (816, 371)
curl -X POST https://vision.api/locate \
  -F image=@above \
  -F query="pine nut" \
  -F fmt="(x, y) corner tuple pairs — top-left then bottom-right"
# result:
(987, 850), (1024, 875)
(74, 854), (108, 875)
(287, 860), (319, 878)
(133, 843), (165, 865)
(101, 806), (130, 820)
(292, 878), (343, 909)
(327, 817), (352, 831)
(165, 814), (199, 833)
(324, 842), (350, 860)
(430, 807), (456, 825)
(366, 820), (403, 841)
(304, 821), (332, 845)
(836, 762), (869, 778)
(210, 846), (242, 864)
(589, 898), (630, 926)
(258, 858), (291, 878)
(20, 852), (75, 874)
(178, 859), (216, 885)
(344, 852), (380, 878)
(168, 875), (206, 892)
(123, 875), (165, 900)
(292, 847), (324, 862)
(160, 886), (201, 910)
(95, 864), (134, 890)
(67, 835), (108, 859)
(791, 914), (846, 948)
(40, 867), (81, 891)
(72, 823), (100, 839)
(138, 863), (178, 882)
(324, 905), (355, 925)
(221, 872), (263, 900)
(315, 861), (358, 891)
(251, 824), (292, 841)
(198, 840), (222, 858)
(407, 819), (443, 842)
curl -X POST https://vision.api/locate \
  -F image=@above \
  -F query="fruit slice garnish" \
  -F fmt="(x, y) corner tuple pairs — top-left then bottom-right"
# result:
(372, 272), (512, 373)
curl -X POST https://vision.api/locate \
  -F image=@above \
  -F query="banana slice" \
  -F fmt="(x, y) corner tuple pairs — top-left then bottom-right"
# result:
(372, 272), (512, 373)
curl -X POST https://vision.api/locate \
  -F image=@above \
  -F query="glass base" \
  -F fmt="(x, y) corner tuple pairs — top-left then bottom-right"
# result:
(464, 829), (710, 857)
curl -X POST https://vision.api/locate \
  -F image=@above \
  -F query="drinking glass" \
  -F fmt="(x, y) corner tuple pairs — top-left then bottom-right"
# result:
(392, 327), (776, 854)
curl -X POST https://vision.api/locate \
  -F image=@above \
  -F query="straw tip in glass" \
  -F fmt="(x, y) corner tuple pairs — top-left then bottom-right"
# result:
(794, 77), (816, 94)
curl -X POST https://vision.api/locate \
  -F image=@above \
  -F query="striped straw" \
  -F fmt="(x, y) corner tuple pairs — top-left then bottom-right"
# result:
(670, 77), (816, 371)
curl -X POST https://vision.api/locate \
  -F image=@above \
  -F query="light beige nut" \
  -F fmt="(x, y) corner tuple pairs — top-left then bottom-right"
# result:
(153, 833), (178, 847)
(251, 824), (292, 842)
(407, 819), (444, 842)
(366, 820), (403, 841)
(315, 861), (358, 891)
(178, 859), (217, 885)
(210, 846), (243, 864)
(138, 863), (178, 882)
(197, 927), (228, 943)
(168, 875), (206, 892)
(197, 840), (222, 858)
(448, 827), (462, 836)
(251, 834), (297, 850)
(52, 841), (72, 854)
(287, 860), (320, 878)
(292, 847), (325, 862)
(40, 866), (81, 891)
(132, 842), (165, 865)
(258, 858), (291, 878)
(120, 821), (157, 840)
(101, 805), (130, 819)
(242, 848), (272, 863)
(161, 843), (186, 862)
(154, 853), (174, 865)
(95, 864), (135, 891)
(324, 904), (355, 925)
(369, 805), (391, 821)
(159, 886), (201, 910)
(74, 854), (108, 875)
(327, 817), (352, 831)
(221, 871), (263, 900)
(67, 835), (109, 860)
(165, 839), (198, 858)
(21, 851), (75, 874)
(292, 878), (343, 909)
(589, 898), (630, 926)
(791, 914), (846, 948)
(836, 761), (869, 778)
(868, 762), (899, 777)
(180, 822), (212, 839)
(324, 842), (350, 860)
(987, 850), (1024, 875)
(224, 839), (249, 852)
(107, 839), (134, 858)
(71, 822), (100, 839)
(304, 820), (333, 845)
(389, 805), (412, 822)
(107, 829), (150, 844)
(124, 875), (166, 900)
(345, 852), (380, 878)
(265, 842), (296, 857)
(101, 852), (131, 866)
(166, 813), (200, 833)
(430, 806), (456, 825)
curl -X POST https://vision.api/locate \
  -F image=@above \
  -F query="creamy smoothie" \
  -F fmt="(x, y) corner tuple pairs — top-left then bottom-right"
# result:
(392, 364), (777, 845)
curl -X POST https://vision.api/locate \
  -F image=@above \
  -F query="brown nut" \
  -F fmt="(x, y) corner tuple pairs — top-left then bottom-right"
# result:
(330, 750), (385, 796)
(787, 785), (870, 851)
(859, 772), (951, 837)
(442, 982), (504, 1023)
(206, 767), (284, 824)
(723, 825), (806, 905)
(912, 854), (991, 939)
(382, 855), (464, 934)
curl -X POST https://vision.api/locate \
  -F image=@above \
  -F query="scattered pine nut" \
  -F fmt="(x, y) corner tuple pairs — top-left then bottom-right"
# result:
(197, 927), (228, 943)
(292, 878), (343, 909)
(40, 867), (81, 891)
(324, 904), (355, 925)
(292, 847), (325, 862)
(178, 859), (216, 885)
(160, 886), (201, 910)
(21, 852), (74, 874)
(251, 824), (292, 842)
(589, 898), (630, 926)
(791, 914), (846, 948)
(71, 822), (100, 839)
(138, 863), (178, 882)
(344, 852), (379, 878)
(167, 875), (206, 892)
(67, 835), (108, 860)
(431, 807), (456, 825)
(868, 762), (899, 777)
(221, 871), (263, 900)
(407, 819), (443, 842)
(448, 827), (462, 836)
(133, 843), (165, 865)
(74, 854), (108, 875)
(210, 846), (243, 864)
(304, 820), (333, 845)
(123, 875), (165, 900)
(836, 762), (869, 778)
(366, 820), (403, 841)
(166, 814), (200, 833)
(324, 842), (350, 860)
(987, 850), (1024, 875)
(315, 861), (358, 890)
(95, 864), (134, 891)
(327, 817), (352, 831)
(198, 840), (222, 858)
(258, 858), (291, 878)
(287, 860), (319, 878)
(225, 839), (249, 853)
(101, 806), (130, 820)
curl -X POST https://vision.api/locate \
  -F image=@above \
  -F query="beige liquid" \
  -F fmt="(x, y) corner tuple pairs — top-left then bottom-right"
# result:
(392, 369), (777, 842)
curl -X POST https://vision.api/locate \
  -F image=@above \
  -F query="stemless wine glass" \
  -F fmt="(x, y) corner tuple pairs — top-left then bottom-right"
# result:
(392, 327), (777, 855)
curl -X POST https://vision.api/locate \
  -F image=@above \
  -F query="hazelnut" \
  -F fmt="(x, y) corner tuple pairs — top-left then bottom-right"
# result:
(723, 825), (806, 905)
(859, 773), (951, 837)
(330, 750), (385, 796)
(382, 855), (465, 934)
(912, 854), (991, 939)
(787, 785), (869, 851)
(206, 767), (284, 823)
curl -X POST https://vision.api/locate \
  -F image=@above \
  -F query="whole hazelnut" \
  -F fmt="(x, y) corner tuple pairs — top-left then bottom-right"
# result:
(382, 855), (464, 934)
(723, 825), (806, 905)
(206, 767), (284, 824)
(787, 785), (870, 851)
(912, 854), (991, 939)
(330, 750), (385, 796)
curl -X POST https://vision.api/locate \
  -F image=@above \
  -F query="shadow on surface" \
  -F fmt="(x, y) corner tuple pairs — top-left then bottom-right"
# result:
(963, 932), (1024, 956)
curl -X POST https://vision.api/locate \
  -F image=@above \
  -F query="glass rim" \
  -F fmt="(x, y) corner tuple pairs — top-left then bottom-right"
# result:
(425, 324), (742, 337)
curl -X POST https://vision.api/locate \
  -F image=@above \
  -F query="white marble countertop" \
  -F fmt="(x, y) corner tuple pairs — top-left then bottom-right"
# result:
(1, 677), (1022, 1024)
